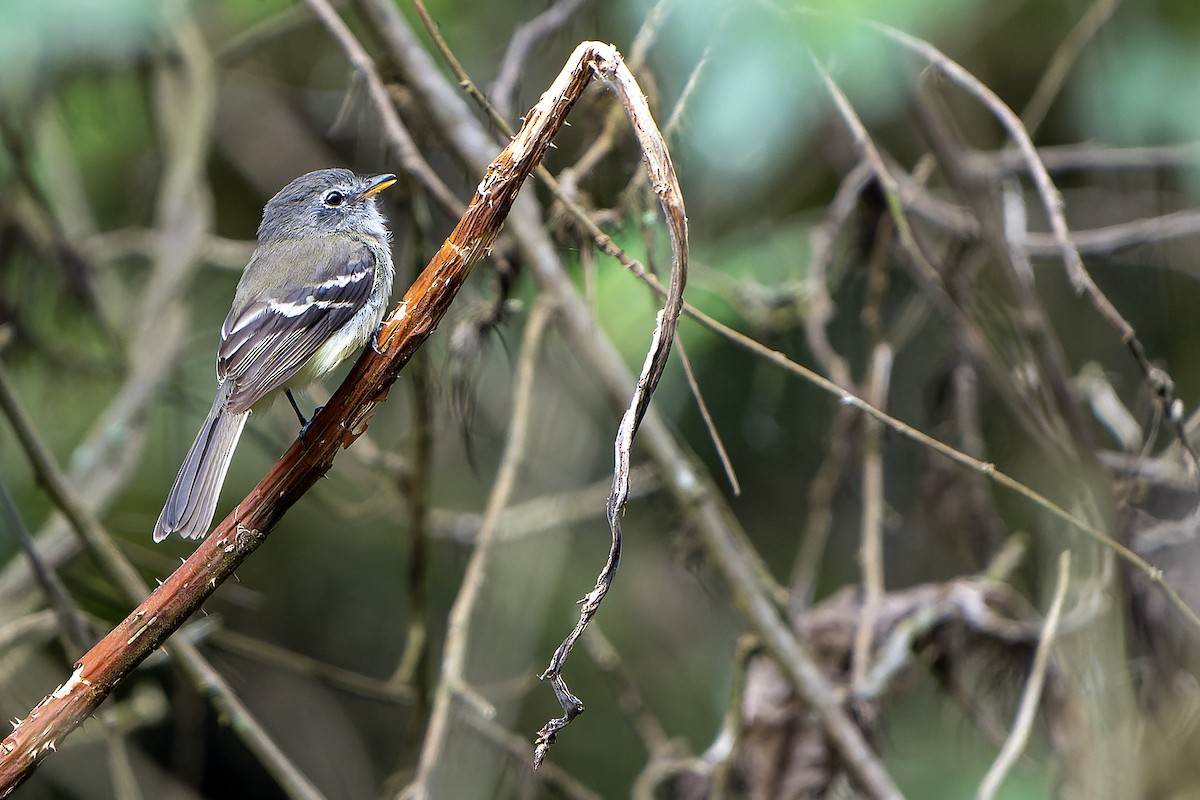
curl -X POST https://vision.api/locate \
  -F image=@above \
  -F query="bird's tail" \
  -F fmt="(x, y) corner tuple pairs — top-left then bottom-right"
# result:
(154, 385), (248, 542)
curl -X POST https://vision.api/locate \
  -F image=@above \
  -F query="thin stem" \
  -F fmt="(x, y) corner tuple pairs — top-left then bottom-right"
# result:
(406, 299), (553, 796)
(303, 0), (464, 218)
(977, 551), (1072, 800)
(0, 364), (324, 800)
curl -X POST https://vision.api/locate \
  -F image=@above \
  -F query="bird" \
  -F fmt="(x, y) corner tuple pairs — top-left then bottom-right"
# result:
(153, 168), (396, 542)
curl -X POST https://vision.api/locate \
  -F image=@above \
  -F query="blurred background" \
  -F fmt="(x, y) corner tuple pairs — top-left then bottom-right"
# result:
(4, 0), (1200, 797)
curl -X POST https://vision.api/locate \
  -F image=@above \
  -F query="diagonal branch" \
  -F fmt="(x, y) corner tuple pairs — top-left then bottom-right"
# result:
(0, 363), (324, 800)
(0, 40), (660, 795)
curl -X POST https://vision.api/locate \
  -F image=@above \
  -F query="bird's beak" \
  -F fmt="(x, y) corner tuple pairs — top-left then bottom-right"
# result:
(357, 173), (397, 201)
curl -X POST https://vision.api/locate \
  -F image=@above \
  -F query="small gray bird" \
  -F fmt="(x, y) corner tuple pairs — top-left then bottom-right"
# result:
(154, 169), (396, 542)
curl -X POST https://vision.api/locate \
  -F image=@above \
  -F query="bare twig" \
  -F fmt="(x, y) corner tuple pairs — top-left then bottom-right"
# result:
(676, 336), (741, 495)
(979, 142), (1200, 175)
(0, 34), (614, 791)
(874, 20), (1199, 474)
(0, 310), (187, 608)
(0, 12), (329, 795)
(707, 636), (761, 800)
(851, 345), (892, 693)
(489, 0), (590, 121)
(353, 4), (907, 794)
(823, 62), (1039, 420)
(0, 10), (210, 615)
(399, 9), (895, 787)
(558, 0), (675, 186)
(402, 12), (1199, 793)
(849, 216), (896, 691)
(211, 630), (414, 704)
(340, 11), (695, 774)
(619, 40), (711, 203)
(0, 482), (141, 800)
(1019, 0), (1121, 136)
(811, 60), (939, 285)
(0, 481), (93, 655)
(389, 351), (433, 716)
(804, 58), (1200, 632)
(912, 84), (1091, 458)
(817, 62), (1078, 459)
(789, 406), (857, 609)
(426, 466), (661, 543)
(638, 269), (1200, 632)
(803, 159), (870, 391)
(302, 0), (464, 218)
(528, 41), (689, 769)
(462, 714), (604, 800)
(404, 300), (552, 797)
(1022, 209), (1200, 256)
(408, 0), (514, 138)
(977, 551), (1072, 800)
(0, 363), (324, 800)
(408, 0), (735, 509)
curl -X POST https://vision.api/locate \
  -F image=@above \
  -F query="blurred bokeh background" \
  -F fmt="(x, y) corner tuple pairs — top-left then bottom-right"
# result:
(4, 0), (1200, 797)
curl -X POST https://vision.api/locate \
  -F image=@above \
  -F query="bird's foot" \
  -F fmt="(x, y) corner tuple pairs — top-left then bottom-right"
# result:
(298, 407), (323, 444)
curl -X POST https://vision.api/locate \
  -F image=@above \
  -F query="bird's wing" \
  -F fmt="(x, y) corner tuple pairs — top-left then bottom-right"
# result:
(217, 236), (376, 414)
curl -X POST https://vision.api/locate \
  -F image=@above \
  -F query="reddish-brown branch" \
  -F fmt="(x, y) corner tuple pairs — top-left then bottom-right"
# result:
(0, 41), (599, 795)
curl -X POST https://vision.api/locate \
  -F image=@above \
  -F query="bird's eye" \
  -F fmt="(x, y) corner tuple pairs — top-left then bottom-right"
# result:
(323, 190), (345, 207)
